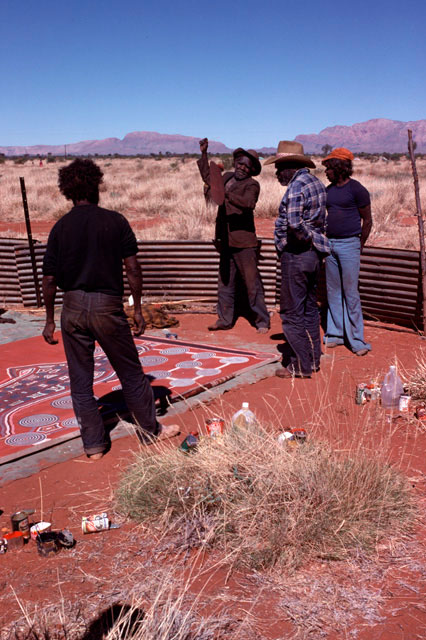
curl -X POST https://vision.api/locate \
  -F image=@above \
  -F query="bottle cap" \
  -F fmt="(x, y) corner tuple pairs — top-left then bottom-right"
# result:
(242, 402), (249, 409)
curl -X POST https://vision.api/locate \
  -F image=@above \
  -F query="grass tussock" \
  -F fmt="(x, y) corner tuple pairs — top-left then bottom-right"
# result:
(116, 424), (412, 571)
(1, 156), (425, 248)
(406, 355), (426, 400)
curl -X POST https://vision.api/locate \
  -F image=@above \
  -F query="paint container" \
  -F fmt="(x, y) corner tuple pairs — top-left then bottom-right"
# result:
(11, 511), (31, 540)
(180, 432), (199, 453)
(291, 428), (307, 443)
(398, 395), (411, 413)
(355, 383), (367, 405)
(30, 521), (52, 541)
(57, 529), (75, 548)
(206, 417), (225, 438)
(37, 532), (60, 557)
(82, 513), (110, 534)
(0, 539), (7, 554)
(3, 531), (24, 550)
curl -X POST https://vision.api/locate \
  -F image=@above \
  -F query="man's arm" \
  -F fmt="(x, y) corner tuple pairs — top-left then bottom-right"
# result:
(197, 138), (210, 184)
(124, 255), (145, 336)
(359, 204), (372, 251)
(42, 275), (58, 345)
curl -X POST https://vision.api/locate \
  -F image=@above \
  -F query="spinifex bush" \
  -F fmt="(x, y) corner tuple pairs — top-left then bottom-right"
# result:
(116, 425), (412, 571)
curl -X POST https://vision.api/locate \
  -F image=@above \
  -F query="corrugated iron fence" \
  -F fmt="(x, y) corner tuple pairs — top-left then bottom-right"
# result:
(0, 238), (422, 329)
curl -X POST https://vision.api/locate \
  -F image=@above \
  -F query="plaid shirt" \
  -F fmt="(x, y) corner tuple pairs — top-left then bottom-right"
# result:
(274, 169), (330, 254)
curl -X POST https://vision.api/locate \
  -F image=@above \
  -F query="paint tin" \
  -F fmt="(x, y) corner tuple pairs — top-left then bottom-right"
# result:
(180, 432), (199, 453)
(291, 428), (307, 443)
(0, 539), (7, 554)
(398, 395), (411, 413)
(11, 511), (30, 540)
(57, 529), (75, 548)
(82, 513), (109, 534)
(206, 417), (225, 437)
(37, 532), (60, 557)
(3, 531), (24, 550)
(415, 403), (426, 420)
(355, 383), (367, 405)
(30, 521), (51, 541)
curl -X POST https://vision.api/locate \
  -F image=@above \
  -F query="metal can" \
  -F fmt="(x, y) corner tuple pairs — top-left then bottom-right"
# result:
(37, 532), (60, 557)
(369, 386), (381, 401)
(0, 539), (7, 554)
(206, 417), (225, 437)
(355, 383), (367, 405)
(11, 511), (30, 540)
(291, 428), (307, 443)
(415, 403), (426, 420)
(398, 395), (411, 413)
(82, 512), (109, 534)
(180, 432), (199, 453)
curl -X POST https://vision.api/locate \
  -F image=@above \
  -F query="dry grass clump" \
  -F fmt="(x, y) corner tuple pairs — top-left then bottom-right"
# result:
(1, 156), (425, 247)
(116, 423), (412, 572)
(405, 355), (426, 400)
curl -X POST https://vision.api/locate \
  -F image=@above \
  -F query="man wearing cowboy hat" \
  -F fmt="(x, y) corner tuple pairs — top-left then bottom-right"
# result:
(198, 138), (270, 333)
(264, 141), (330, 378)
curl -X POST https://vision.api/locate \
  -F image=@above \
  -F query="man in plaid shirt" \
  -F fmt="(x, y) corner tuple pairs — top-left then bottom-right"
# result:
(265, 141), (330, 378)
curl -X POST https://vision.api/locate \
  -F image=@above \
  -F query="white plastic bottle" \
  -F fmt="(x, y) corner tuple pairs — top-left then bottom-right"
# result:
(381, 365), (404, 408)
(231, 402), (258, 430)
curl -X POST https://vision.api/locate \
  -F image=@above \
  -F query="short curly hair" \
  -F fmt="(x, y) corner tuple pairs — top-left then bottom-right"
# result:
(323, 157), (353, 181)
(58, 158), (104, 204)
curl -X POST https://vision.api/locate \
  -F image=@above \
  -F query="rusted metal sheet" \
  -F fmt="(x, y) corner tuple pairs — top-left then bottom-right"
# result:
(2, 238), (425, 328)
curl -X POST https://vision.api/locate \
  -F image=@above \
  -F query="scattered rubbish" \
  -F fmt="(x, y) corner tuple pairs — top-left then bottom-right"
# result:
(398, 394), (411, 413)
(11, 511), (31, 540)
(0, 539), (7, 554)
(355, 383), (381, 405)
(82, 512), (120, 534)
(30, 521), (51, 541)
(278, 431), (295, 444)
(231, 402), (258, 430)
(37, 531), (60, 557)
(206, 417), (225, 437)
(415, 403), (426, 421)
(162, 328), (178, 339)
(4, 531), (24, 550)
(278, 428), (307, 446)
(381, 365), (403, 408)
(180, 432), (199, 453)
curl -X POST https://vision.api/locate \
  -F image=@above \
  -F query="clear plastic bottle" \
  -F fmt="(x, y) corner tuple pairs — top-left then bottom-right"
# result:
(231, 402), (258, 430)
(381, 365), (404, 408)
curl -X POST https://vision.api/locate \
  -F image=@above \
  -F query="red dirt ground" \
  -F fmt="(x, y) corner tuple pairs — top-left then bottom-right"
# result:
(1, 312), (425, 638)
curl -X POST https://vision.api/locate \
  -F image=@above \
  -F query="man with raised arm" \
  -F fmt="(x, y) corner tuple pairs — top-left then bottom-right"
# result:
(42, 158), (179, 459)
(197, 138), (270, 333)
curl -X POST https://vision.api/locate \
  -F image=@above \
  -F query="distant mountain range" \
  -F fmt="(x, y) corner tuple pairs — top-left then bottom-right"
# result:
(0, 119), (425, 156)
(295, 119), (426, 153)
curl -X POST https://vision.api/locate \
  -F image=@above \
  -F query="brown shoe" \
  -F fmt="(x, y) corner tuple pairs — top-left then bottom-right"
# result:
(208, 322), (233, 331)
(275, 366), (311, 379)
(87, 452), (104, 460)
(157, 424), (181, 440)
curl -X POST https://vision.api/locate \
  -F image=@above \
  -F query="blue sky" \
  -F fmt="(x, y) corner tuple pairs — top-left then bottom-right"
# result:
(1, 0), (425, 149)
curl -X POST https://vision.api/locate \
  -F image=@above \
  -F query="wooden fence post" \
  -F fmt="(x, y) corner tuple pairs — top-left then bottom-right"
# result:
(19, 177), (42, 307)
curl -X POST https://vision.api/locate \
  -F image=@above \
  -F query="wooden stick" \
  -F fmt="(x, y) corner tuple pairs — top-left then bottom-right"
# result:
(150, 298), (212, 306)
(407, 130), (426, 334)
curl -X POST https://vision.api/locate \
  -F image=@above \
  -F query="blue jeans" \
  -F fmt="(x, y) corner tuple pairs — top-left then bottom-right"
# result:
(61, 290), (159, 455)
(217, 247), (270, 329)
(324, 237), (371, 353)
(279, 248), (321, 376)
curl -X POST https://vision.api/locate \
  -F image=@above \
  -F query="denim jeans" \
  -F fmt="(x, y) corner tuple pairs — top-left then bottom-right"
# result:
(217, 247), (270, 329)
(324, 237), (371, 353)
(279, 248), (321, 376)
(61, 290), (159, 455)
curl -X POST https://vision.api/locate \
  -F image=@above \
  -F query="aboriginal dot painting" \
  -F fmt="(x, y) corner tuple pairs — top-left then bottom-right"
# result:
(0, 334), (278, 462)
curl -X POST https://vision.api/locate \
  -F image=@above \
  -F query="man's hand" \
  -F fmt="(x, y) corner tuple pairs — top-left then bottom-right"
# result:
(199, 138), (208, 153)
(42, 321), (58, 345)
(132, 310), (146, 336)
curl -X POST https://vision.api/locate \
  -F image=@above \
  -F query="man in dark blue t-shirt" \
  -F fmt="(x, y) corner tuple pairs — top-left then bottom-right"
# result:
(322, 148), (372, 356)
(42, 159), (179, 459)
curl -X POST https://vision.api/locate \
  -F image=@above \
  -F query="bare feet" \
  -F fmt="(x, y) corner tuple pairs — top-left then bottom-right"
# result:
(157, 424), (180, 440)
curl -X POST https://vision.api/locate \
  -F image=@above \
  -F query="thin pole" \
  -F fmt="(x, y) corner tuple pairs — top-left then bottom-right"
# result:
(19, 177), (42, 307)
(407, 129), (426, 332)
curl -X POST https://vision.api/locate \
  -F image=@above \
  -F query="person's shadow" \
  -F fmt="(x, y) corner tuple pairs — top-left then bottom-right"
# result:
(96, 382), (172, 447)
